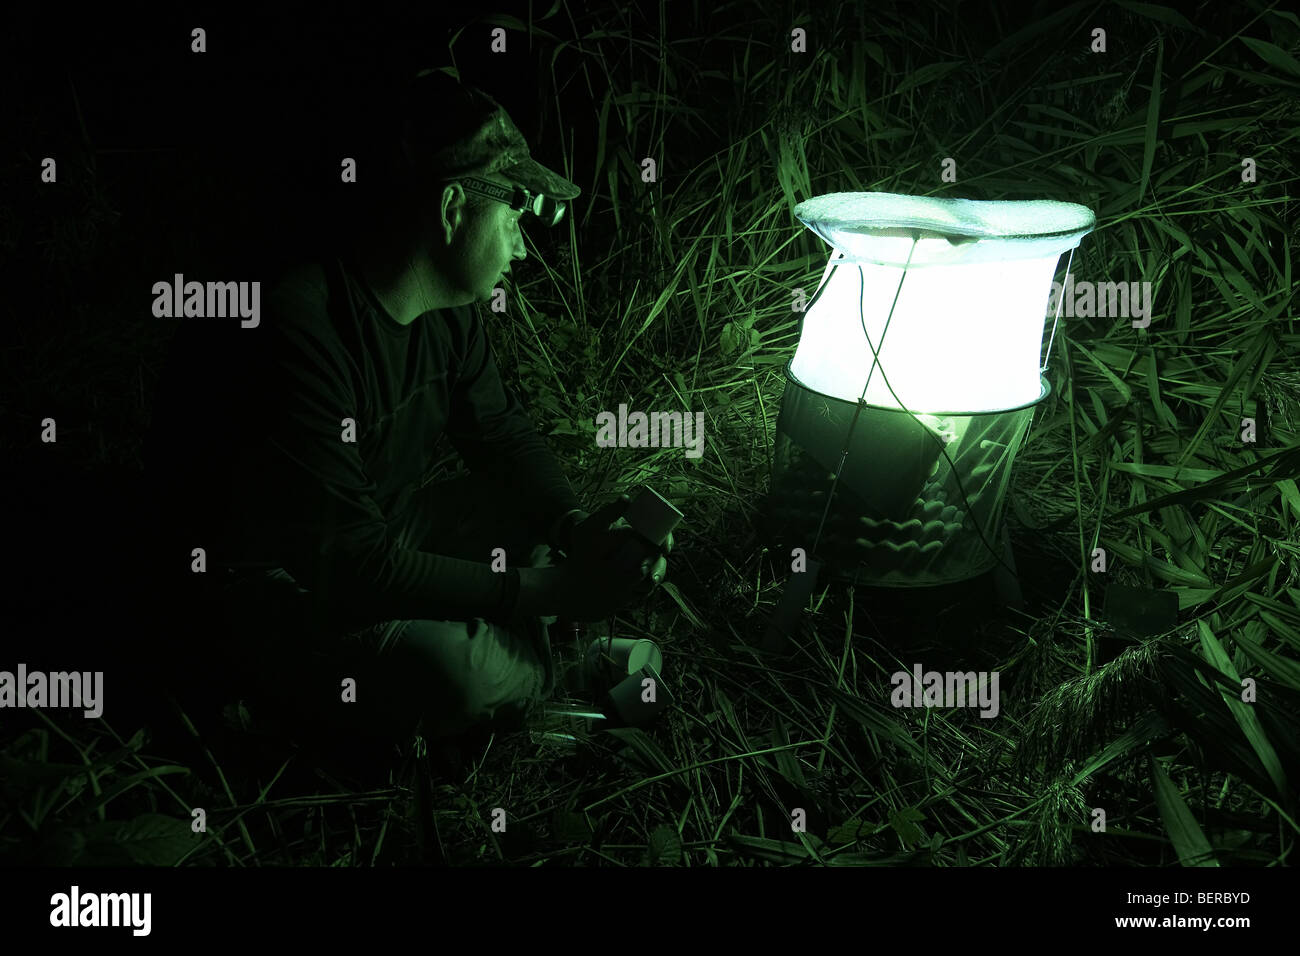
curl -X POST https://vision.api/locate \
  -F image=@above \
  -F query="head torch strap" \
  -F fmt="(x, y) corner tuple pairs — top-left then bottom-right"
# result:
(456, 176), (566, 225)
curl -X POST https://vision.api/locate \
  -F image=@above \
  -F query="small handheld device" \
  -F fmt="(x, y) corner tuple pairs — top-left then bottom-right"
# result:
(624, 487), (684, 549)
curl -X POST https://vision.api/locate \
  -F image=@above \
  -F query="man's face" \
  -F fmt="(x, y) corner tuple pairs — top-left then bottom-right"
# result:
(434, 174), (528, 305)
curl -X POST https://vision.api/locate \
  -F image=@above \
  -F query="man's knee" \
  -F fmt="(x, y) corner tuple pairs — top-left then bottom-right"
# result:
(389, 618), (549, 737)
(217, 584), (552, 742)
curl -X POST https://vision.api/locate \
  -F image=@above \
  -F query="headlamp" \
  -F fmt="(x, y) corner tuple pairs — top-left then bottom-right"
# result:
(456, 176), (567, 227)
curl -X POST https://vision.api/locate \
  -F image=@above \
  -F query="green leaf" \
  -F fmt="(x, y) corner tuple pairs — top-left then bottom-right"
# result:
(889, 807), (926, 849)
(770, 722), (808, 790)
(1072, 339), (1133, 403)
(826, 850), (911, 866)
(552, 810), (593, 843)
(1114, 1), (1198, 30)
(1240, 37), (1300, 79)
(646, 824), (682, 865)
(829, 689), (925, 759)
(83, 814), (199, 866)
(1149, 756), (1219, 866)
(720, 321), (761, 357)
(1277, 479), (1300, 521)
(720, 322), (741, 356)
(1070, 711), (1169, 787)
(828, 817), (887, 845)
(0, 757), (94, 788)
(548, 420), (583, 436)
(985, 2), (1091, 60)
(895, 61), (964, 96)
(1102, 539), (1212, 588)
(75, 766), (191, 821)
(604, 727), (686, 790)
(727, 833), (811, 864)
(36, 827), (88, 866)
(1234, 629), (1300, 694)
(1259, 611), (1300, 655)
(659, 581), (706, 630)
(1198, 620), (1288, 796)
(1202, 556), (1279, 608)
(1104, 448), (1300, 522)
(1172, 588), (1216, 610)
(1107, 462), (1224, 482)
(482, 13), (561, 42)
(1174, 324), (1277, 467)
(1139, 36), (1164, 204)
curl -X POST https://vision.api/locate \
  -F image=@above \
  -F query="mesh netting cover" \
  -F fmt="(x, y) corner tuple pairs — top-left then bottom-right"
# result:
(767, 371), (1045, 587)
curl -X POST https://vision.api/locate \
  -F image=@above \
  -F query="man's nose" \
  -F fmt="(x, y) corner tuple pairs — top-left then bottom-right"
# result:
(512, 221), (527, 261)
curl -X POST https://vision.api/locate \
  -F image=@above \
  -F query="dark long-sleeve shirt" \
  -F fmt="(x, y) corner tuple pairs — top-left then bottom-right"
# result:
(146, 256), (582, 624)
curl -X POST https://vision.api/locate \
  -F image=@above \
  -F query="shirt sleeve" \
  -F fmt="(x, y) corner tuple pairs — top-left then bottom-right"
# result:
(228, 286), (523, 625)
(443, 306), (584, 537)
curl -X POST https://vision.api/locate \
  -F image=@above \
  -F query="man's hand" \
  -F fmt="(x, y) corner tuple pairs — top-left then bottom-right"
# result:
(546, 495), (672, 622)
(568, 495), (674, 579)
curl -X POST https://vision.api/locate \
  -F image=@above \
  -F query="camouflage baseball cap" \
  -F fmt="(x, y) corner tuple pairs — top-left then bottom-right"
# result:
(401, 71), (581, 202)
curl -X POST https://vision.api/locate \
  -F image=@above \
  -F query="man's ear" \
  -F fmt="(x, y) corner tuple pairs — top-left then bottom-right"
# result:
(437, 182), (467, 245)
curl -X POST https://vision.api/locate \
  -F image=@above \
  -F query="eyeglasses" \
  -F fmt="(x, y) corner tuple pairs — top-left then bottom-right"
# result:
(451, 176), (568, 227)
